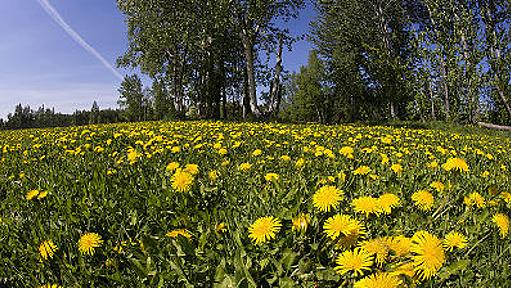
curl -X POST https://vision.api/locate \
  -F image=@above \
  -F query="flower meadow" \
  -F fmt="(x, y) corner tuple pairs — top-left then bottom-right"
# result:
(0, 121), (510, 287)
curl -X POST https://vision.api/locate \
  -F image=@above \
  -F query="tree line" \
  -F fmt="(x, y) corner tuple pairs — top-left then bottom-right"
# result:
(116, 0), (305, 121)
(0, 102), (122, 130)
(117, 0), (511, 125)
(3, 0), (511, 130)
(296, 0), (511, 125)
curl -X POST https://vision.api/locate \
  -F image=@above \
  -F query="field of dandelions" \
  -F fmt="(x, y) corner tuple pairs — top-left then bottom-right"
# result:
(0, 121), (510, 287)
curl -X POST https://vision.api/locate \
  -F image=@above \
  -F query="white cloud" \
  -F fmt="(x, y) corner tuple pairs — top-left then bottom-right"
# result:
(36, 0), (124, 81)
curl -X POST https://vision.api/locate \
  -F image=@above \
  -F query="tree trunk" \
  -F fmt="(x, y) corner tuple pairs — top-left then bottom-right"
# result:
(270, 34), (284, 117)
(460, 33), (477, 123)
(428, 78), (436, 120)
(439, 55), (450, 120)
(478, 122), (511, 131)
(377, 0), (397, 119)
(390, 102), (396, 119)
(483, 1), (511, 119)
(425, 3), (450, 121)
(242, 67), (250, 119)
(494, 76), (511, 118)
(242, 35), (259, 119)
(220, 60), (227, 119)
(222, 87), (227, 119)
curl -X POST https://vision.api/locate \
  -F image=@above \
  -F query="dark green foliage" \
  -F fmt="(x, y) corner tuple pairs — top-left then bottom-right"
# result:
(300, 0), (511, 125)
(118, 75), (147, 122)
(0, 104), (123, 130)
(116, 0), (304, 120)
(283, 51), (332, 123)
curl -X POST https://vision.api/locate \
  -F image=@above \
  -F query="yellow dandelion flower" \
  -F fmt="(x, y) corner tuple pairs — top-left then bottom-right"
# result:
(442, 157), (469, 172)
(295, 158), (305, 168)
(381, 135), (393, 144)
(337, 171), (347, 182)
(264, 173), (279, 182)
(166, 162), (180, 172)
(352, 196), (381, 217)
(292, 213), (310, 232)
(353, 166), (371, 175)
(127, 149), (139, 164)
(463, 192), (486, 209)
(208, 170), (219, 181)
(248, 216), (281, 245)
(252, 149), (262, 156)
(354, 272), (402, 288)
(410, 231), (445, 280)
(488, 199), (499, 207)
(313, 186), (344, 212)
(427, 161), (439, 169)
(339, 146), (354, 159)
(26, 190), (39, 200)
(500, 192), (511, 203)
(39, 240), (57, 260)
(78, 232), (103, 256)
(359, 238), (389, 265)
(334, 247), (373, 277)
(280, 155), (291, 161)
(113, 241), (127, 254)
(171, 169), (194, 192)
(411, 190), (434, 211)
(37, 191), (48, 200)
(443, 232), (467, 251)
(381, 154), (389, 165)
(493, 213), (509, 238)
(215, 223), (227, 233)
(166, 229), (192, 239)
(183, 164), (199, 175)
(378, 193), (400, 214)
(430, 181), (445, 193)
(239, 162), (252, 172)
(40, 284), (62, 288)
(390, 164), (403, 174)
(324, 214), (364, 240)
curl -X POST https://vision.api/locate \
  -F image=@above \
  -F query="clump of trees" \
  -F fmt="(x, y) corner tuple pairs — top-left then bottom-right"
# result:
(117, 0), (511, 126)
(0, 102), (122, 130)
(288, 0), (511, 125)
(4, 0), (511, 129)
(116, 0), (305, 121)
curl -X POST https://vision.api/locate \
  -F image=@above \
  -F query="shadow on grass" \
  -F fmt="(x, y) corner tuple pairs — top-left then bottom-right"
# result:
(356, 120), (511, 138)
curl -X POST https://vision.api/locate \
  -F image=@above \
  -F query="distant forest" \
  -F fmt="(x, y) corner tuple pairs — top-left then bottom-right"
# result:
(0, 102), (122, 130)
(3, 0), (511, 130)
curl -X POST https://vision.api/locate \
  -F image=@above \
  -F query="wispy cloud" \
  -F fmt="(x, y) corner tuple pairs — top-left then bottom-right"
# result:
(36, 0), (124, 80)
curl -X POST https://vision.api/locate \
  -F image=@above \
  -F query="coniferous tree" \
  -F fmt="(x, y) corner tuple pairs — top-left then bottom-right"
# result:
(118, 75), (145, 122)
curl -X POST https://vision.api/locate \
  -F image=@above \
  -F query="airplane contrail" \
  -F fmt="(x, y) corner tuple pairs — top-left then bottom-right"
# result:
(36, 0), (124, 81)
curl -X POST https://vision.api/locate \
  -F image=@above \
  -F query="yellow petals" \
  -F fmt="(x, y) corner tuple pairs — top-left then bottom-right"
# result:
(313, 186), (344, 212)
(248, 216), (281, 245)
(78, 232), (103, 256)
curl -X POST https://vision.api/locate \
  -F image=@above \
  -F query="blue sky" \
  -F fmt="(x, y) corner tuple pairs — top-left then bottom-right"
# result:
(0, 0), (314, 119)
